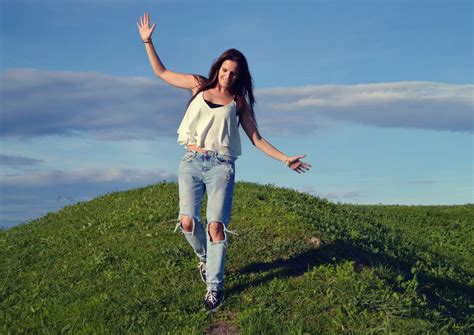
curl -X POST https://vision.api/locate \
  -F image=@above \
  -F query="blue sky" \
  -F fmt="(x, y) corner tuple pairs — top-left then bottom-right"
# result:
(1, 0), (473, 228)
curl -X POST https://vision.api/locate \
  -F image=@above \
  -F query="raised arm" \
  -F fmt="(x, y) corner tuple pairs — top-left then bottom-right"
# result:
(240, 106), (312, 174)
(137, 13), (201, 91)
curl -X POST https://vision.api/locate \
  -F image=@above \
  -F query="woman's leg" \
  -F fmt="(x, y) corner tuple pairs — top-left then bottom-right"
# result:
(204, 154), (236, 292)
(175, 151), (207, 263)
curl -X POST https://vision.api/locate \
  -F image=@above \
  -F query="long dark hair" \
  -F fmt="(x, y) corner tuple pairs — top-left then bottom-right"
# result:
(188, 48), (257, 127)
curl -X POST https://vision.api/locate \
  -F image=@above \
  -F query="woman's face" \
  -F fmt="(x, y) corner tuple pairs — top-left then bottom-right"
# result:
(218, 60), (239, 89)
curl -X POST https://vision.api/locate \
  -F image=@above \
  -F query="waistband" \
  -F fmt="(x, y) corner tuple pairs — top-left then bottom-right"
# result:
(184, 148), (236, 161)
(185, 147), (214, 155)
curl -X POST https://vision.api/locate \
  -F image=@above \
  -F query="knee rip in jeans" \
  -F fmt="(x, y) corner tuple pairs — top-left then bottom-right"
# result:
(208, 221), (225, 243)
(174, 215), (199, 236)
(207, 221), (238, 246)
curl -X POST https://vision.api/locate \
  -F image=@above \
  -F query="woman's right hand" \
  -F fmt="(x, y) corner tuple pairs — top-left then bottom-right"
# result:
(137, 13), (156, 42)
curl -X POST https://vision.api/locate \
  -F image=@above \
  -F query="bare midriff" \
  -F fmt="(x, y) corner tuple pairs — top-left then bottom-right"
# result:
(186, 144), (214, 153)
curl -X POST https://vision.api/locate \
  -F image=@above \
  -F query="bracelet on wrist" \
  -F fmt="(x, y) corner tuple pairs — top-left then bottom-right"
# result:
(282, 156), (291, 167)
(143, 38), (152, 44)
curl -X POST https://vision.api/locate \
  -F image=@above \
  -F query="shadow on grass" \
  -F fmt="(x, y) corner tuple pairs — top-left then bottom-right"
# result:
(227, 239), (473, 324)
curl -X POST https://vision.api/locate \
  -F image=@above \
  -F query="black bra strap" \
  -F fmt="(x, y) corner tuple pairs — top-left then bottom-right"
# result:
(204, 99), (224, 109)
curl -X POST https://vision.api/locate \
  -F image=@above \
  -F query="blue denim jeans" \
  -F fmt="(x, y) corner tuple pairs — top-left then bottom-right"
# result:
(175, 148), (236, 291)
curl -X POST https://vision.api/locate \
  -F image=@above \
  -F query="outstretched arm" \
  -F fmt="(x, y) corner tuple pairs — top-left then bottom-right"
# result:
(137, 13), (201, 92)
(240, 107), (312, 174)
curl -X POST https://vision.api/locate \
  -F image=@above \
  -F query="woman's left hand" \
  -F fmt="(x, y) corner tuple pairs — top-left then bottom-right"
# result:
(287, 155), (312, 174)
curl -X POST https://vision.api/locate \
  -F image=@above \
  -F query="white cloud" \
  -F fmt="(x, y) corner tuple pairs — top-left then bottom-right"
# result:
(0, 154), (43, 166)
(0, 167), (175, 188)
(1, 68), (189, 139)
(323, 191), (363, 201)
(300, 186), (363, 202)
(0, 167), (177, 228)
(257, 82), (474, 134)
(408, 180), (437, 184)
(1, 69), (472, 140)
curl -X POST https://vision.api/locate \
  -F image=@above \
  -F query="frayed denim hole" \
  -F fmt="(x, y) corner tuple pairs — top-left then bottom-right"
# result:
(207, 221), (227, 247)
(175, 215), (197, 236)
(223, 164), (235, 182)
(174, 219), (182, 233)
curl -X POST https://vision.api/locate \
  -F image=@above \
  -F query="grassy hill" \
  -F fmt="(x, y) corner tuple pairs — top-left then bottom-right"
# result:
(1, 181), (473, 334)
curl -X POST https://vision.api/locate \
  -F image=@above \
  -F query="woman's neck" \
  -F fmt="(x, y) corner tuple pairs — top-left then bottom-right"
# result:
(213, 84), (231, 94)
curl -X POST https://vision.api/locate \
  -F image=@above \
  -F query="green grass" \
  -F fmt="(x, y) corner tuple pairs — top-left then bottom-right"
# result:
(1, 181), (473, 334)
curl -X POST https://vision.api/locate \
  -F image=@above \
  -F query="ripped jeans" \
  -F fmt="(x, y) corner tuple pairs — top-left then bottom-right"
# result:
(174, 148), (236, 291)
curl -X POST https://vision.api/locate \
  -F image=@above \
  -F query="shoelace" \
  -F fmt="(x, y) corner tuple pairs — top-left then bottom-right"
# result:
(199, 262), (206, 275)
(206, 291), (218, 305)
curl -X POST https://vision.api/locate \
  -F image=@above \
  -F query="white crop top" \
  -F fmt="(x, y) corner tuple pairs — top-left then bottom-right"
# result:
(177, 91), (242, 157)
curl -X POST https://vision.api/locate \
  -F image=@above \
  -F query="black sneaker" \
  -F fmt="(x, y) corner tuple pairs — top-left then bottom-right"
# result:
(203, 290), (224, 311)
(198, 261), (206, 283)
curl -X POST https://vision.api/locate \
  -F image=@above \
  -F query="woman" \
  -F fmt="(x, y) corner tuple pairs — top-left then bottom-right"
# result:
(137, 13), (311, 311)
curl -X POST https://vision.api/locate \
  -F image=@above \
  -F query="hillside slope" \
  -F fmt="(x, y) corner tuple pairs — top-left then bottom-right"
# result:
(2, 182), (473, 334)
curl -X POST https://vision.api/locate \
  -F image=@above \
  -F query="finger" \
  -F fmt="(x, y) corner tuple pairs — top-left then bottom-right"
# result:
(298, 164), (308, 172)
(150, 22), (157, 34)
(290, 155), (306, 163)
(140, 16), (144, 26)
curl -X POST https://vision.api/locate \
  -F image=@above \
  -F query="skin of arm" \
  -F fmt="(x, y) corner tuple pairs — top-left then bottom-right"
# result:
(138, 13), (199, 91)
(240, 104), (311, 174)
(143, 41), (200, 90)
(240, 106), (288, 162)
